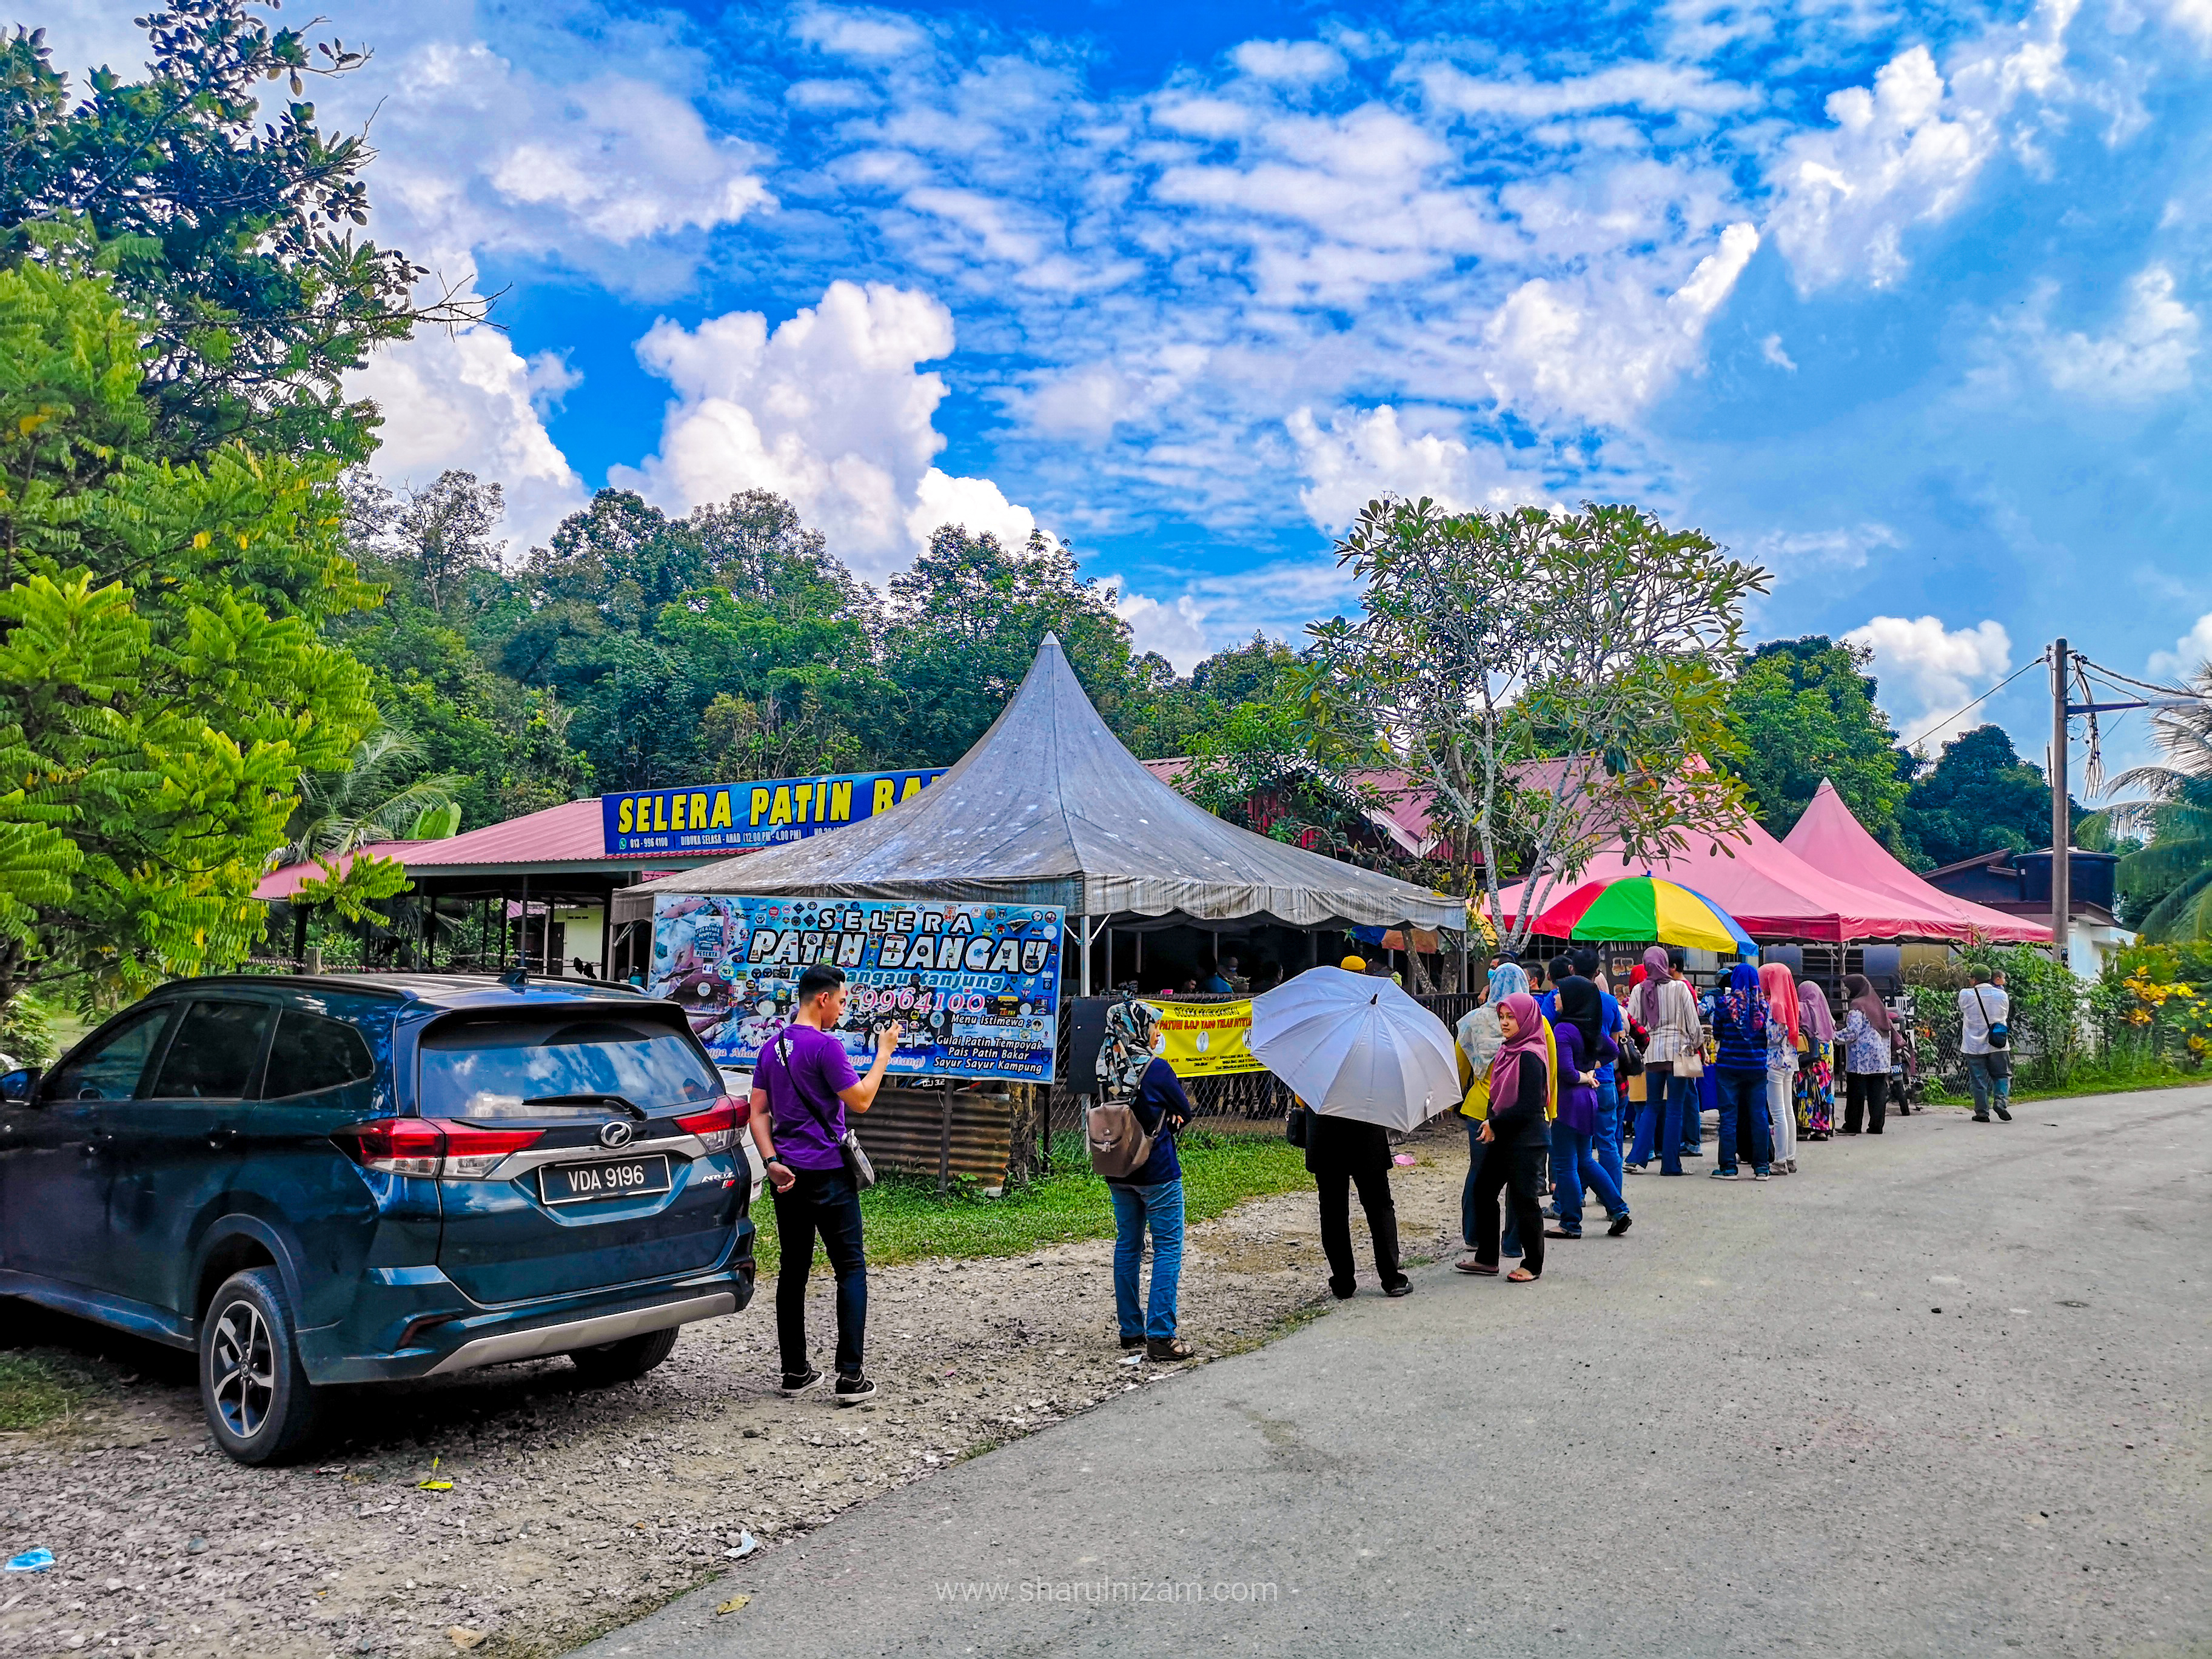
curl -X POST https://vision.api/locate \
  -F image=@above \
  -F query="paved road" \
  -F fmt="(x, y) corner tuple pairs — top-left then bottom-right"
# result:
(583, 1089), (2211, 1658)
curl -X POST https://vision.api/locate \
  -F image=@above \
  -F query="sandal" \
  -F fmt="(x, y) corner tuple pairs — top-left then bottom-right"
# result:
(1543, 1227), (1580, 1239)
(1506, 1267), (1540, 1283)
(1144, 1336), (1195, 1362)
(1454, 1254), (1498, 1275)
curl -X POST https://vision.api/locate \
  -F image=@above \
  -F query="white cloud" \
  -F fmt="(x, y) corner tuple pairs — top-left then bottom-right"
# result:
(615, 281), (1042, 572)
(1765, 2), (2075, 294)
(349, 321), (589, 554)
(793, 6), (931, 60)
(1760, 333), (1798, 371)
(1420, 61), (1760, 121)
(1480, 222), (1760, 426)
(1845, 615), (2016, 746)
(2148, 611), (2212, 681)
(1230, 39), (1348, 85)
(2030, 264), (2201, 401)
(1116, 589), (1213, 670)
(1286, 406), (1553, 531)
(1755, 522), (1902, 578)
(2154, 0), (2212, 46)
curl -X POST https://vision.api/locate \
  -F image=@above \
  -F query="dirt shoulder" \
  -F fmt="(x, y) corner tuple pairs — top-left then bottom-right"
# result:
(0, 1125), (1468, 1659)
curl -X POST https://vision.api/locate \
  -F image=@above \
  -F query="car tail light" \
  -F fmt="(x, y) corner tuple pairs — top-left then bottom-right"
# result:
(673, 1096), (743, 1155)
(332, 1118), (543, 1179)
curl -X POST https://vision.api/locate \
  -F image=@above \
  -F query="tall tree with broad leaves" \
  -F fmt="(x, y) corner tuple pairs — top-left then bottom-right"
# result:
(1895, 725), (2061, 870)
(0, 3), (481, 463)
(0, 258), (386, 1009)
(1724, 635), (1914, 842)
(2091, 663), (2212, 939)
(1304, 498), (1770, 952)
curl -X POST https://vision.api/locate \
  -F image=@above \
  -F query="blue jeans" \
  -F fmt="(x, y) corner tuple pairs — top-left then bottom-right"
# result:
(1108, 1179), (1184, 1339)
(1629, 1066), (1693, 1175)
(1594, 1079), (1624, 1192)
(1714, 1067), (1772, 1173)
(1463, 1115), (1521, 1256)
(1549, 1122), (1627, 1234)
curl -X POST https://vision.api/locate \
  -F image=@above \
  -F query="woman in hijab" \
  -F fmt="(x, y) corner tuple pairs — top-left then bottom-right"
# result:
(1546, 976), (1631, 1239)
(1456, 960), (1535, 1265)
(1459, 991), (1550, 1282)
(1798, 979), (1836, 1138)
(1698, 962), (1773, 1180)
(1758, 963), (1802, 1175)
(1627, 946), (1699, 1176)
(1838, 973), (1894, 1134)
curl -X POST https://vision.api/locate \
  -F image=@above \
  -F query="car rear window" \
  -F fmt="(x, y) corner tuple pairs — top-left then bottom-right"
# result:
(418, 1014), (722, 1121)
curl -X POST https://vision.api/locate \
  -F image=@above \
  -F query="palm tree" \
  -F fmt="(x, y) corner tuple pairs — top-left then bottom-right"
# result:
(281, 724), (465, 867)
(2097, 664), (2212, 940)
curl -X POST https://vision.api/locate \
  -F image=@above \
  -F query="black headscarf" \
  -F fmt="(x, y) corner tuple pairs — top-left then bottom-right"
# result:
(1555, 974), (1603, 1056)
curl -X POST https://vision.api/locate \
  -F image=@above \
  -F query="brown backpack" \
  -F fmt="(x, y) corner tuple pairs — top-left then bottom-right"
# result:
(1085, 1098), (1155, 1179)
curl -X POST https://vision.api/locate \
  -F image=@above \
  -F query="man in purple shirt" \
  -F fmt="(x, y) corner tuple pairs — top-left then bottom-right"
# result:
(749, 964), (900, 1403)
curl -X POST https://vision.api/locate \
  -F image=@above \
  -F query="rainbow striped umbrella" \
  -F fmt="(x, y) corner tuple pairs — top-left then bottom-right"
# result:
(1534, 876), (1756, 954)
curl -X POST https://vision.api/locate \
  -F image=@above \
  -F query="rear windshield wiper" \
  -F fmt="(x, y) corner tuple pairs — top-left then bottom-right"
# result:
(521, 1093), (649, 1121)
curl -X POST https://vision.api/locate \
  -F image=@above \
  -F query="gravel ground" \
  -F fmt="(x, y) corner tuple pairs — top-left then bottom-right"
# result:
(0, 1127), (1468, 1659)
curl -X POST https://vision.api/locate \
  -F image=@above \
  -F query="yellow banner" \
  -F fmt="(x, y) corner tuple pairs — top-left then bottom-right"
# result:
(1142, 999), (1266, 1078)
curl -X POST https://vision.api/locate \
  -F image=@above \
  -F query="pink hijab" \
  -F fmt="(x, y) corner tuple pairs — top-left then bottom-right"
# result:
(1489, 991), (1547, 1110)
(1634, 946), (1670, 1025)
(1758, 963), (1801, 1045)
(1798, 979), (1835, 1044)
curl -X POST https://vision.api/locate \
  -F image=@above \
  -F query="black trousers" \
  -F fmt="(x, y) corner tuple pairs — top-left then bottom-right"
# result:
(1843, 1071), (1888, 1134)
(1472, 1135), (1547, 1278)
(1315, 1165), (1405, 1293)
(772, 1166), (868, 1376)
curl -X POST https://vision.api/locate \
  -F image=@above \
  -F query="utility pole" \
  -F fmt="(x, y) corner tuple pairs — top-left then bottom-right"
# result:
(2049, 638), (2070, 973)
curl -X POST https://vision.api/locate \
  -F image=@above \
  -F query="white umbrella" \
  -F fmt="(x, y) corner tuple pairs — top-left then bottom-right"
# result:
(1248, 967), (1461, 1130)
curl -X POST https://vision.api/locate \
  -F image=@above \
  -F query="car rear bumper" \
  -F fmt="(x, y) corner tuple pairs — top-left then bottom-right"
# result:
(298, 1224), (755, 1384)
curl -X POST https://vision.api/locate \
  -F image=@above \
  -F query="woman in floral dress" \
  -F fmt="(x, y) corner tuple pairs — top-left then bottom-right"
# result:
(1797, 978), (1835, 1139)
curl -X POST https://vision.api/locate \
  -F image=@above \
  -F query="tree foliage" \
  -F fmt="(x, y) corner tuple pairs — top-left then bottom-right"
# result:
(0, 258), (380, 1004)
(1723, 635), (1912, 842)
(1304, 498), (1769, 949)
(1894, 724), (2057, 871)
(2096, 663), (2212, 940)
(0, 5), (480, 463)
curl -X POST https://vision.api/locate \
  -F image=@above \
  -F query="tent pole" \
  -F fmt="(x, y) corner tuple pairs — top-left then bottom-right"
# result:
(1078, 913), (1091, 997)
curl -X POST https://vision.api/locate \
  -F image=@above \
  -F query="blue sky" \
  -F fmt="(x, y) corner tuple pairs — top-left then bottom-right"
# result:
(33, 0), (2212, 769)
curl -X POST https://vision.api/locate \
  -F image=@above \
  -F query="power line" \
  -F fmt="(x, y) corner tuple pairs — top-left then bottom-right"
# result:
(1897, 657), (2040, 753)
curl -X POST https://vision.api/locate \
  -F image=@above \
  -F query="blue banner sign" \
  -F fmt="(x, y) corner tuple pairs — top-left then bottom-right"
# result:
(649, 893), (1064, 1084)
(602, 768), (944, 857)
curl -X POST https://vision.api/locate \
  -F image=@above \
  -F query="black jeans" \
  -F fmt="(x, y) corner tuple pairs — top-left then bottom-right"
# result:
(773, 1166), (867, 1377)
(1315, 1165), (1405, 1293)
(1843, 1071), (1887, 1135)
(1472, 1134), (1547, 1278)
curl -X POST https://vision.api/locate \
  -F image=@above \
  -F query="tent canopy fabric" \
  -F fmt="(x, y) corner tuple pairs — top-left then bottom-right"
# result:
(1497, 808), (1988, 943)
(638, 635), (1464, 931)
(1782, 779), (2049, 943)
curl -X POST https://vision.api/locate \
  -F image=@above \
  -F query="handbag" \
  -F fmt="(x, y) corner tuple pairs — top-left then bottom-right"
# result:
(1971, 986), (2009, 1050)
(1673, 1044), (1704, 1081)
(1284, 1104), (1313, 1148)
(1614, 1022), (1646, 1078)
(775, 1028), (876, 1190)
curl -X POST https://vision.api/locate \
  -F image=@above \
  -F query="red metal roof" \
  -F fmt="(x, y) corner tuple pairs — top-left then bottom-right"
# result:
(253, 797), (721, 900)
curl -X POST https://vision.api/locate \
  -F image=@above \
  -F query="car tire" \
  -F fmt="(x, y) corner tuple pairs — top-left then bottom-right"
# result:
(199, 1268), (320, 1466)
(567, 1326), (680, 1385)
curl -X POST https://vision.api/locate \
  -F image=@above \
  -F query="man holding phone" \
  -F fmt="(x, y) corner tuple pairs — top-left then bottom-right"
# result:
(751, 964), (902, 1404)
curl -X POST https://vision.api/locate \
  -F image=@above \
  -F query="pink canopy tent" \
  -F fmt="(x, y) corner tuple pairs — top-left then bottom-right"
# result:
(1496, 811), (1994, 943)
(1782, 779), (2048, 943)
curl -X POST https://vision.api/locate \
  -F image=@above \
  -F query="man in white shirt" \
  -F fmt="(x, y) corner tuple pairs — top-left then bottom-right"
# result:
(1959, 967), (2012, 1122)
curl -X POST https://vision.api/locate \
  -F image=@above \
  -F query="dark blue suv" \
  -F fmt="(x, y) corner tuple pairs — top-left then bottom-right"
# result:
(0, 974), (757, 1464)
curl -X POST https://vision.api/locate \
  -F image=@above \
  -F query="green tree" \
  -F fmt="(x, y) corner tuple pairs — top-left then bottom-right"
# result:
(1895, 725), (2057, 870)
(878, 525), (1142, 766)
(0, 4), (479, 461)
(1305, 498), (1769, 950)
(2096, 664), (2212, 939)
(0, 259), (383, 1005)
(1724, 635), (1912, 840)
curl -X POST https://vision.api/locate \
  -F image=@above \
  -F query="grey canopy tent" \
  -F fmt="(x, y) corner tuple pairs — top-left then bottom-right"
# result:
(634, 634), (1463, 962)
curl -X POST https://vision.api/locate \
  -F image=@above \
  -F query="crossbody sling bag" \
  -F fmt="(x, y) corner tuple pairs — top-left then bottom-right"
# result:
(1970, 986), (2009, 1050)
(774, 1027), (877, 1190)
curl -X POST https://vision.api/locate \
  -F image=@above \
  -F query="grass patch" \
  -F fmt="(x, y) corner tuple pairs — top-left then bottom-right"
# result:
(751, 1128), (1312, 1274)
(0, 1352), (90, 1431)
(1925, 1064), (2208, 1107)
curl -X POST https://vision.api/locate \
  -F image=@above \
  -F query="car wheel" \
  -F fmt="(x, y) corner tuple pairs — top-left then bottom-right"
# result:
(199, 1268), (320, 1466)
(567, 1326), (680, 1385)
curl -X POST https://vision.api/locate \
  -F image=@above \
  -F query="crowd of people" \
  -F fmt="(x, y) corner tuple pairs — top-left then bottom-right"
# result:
(738, 946), (2006, 1398)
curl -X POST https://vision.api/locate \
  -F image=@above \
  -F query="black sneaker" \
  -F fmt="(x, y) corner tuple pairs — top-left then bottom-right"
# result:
(1994, 1105), (2012, 1121)
(1972, 1114), (1991, 1122)
(834, 1373), (877, 1405)
(1384, 1279), (1413, 1298)
(1608, 1213), (1634, 1236)
(780, 1367), (823, 1396)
